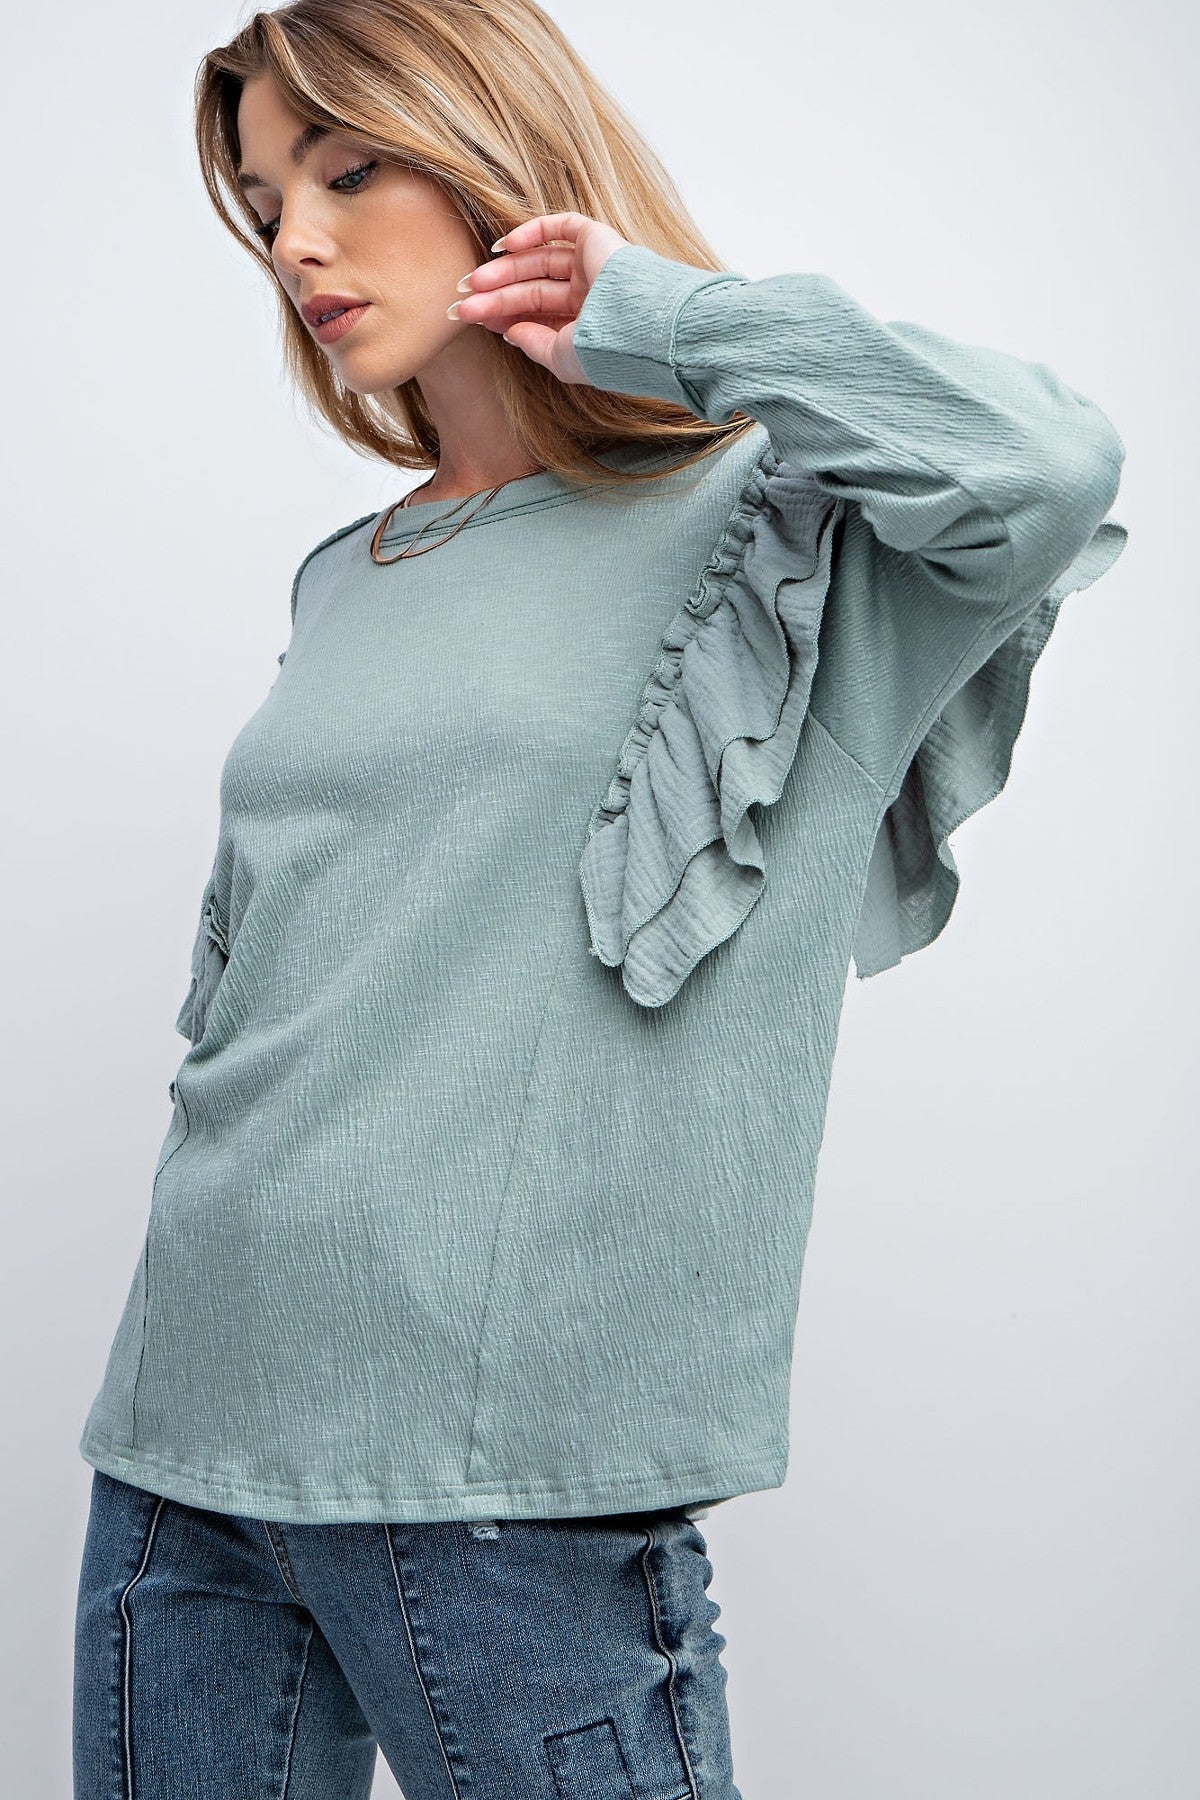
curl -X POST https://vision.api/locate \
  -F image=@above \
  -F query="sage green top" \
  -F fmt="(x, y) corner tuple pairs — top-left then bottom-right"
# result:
(79, 243), (1127, 1524)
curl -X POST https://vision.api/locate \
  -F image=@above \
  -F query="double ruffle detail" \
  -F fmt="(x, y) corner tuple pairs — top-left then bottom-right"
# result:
(850, 516), (1129, 978)
(579, 446), (842, 1009)
(175, 878), (231, 1046)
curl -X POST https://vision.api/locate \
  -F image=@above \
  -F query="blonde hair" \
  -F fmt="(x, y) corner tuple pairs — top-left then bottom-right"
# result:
(195, 0), (758, 491)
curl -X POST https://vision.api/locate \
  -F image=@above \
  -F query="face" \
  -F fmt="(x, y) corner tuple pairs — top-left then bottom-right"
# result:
(236, 74), (484, 394)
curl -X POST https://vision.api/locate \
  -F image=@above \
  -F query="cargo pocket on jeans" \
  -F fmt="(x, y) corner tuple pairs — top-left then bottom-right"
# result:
(545, 1718), (637, 1800)
(174, 878), (230, 1048)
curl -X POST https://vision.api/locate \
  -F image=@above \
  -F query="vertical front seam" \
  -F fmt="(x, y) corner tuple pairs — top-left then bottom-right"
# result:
(465, 914), (576, 1485)
(131, 1085), (191, 1449)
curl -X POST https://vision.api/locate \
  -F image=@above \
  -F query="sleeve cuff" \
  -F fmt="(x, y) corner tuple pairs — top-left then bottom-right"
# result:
(571, 242), (743, 408)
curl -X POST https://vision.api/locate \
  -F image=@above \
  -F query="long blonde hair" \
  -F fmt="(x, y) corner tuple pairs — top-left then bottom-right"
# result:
(195, 0), (758, 491)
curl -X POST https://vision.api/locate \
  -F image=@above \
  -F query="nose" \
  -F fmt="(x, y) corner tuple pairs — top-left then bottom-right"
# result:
(268, 207), (332, 284)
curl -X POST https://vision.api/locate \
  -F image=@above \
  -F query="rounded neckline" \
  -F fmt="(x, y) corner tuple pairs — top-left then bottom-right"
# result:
(373, 440), (695, 544)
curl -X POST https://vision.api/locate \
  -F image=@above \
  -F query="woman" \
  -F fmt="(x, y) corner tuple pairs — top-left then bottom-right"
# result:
(72, 0), (1128, 1793)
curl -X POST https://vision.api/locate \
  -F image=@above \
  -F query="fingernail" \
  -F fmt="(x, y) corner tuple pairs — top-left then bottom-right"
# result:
(490, 237), (507, 253)
(446, 300), (461, 319)
(455, 273), (475, 292)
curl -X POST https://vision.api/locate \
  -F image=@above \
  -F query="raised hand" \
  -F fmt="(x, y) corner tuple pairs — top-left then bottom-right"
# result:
(447, 211), (631, 384)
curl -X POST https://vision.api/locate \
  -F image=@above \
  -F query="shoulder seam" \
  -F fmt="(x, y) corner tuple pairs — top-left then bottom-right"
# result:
(289, 510), (379, 626)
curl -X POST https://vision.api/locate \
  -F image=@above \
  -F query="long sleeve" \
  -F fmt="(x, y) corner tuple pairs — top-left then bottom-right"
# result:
(572, 242), (1124, 632)
(573, 241), (1129, 981)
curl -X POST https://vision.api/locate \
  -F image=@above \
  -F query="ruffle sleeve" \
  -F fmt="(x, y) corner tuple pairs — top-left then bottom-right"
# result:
(174, 875), (231, 1046)
(571, 241), (1127, 1009)
(850, 514), (1128, 978)
(579, 445), (843, 1009)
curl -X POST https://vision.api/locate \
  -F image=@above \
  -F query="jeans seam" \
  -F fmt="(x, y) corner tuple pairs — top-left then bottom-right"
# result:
(262, 1523), (306, 1607)
(639, 1525), (700, 1800)
(118, 1492), (168, 1799)
(383, 1525), (464, 1800)
(278, 1618), (316, 1800)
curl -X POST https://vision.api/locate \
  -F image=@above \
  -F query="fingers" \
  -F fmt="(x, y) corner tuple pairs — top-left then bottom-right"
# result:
(449, 212), (598, 365)
(492, 212), (590, 254)
(450, 275), (574, 329)
(463, 243), (575, 294)
(499, 319), (562, 363)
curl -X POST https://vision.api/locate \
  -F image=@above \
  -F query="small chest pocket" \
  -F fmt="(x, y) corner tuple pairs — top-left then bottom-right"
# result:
(174, 880), (230, 1048)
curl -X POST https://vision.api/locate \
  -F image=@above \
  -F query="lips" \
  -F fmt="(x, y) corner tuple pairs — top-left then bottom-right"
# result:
(301, 293), (369, 329)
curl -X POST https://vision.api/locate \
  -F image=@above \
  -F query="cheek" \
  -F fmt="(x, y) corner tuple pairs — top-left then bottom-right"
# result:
(373, 235), (474, 308)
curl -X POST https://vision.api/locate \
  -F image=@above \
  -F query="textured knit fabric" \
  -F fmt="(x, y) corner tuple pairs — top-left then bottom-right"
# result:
(78, 243), (1128, 1525)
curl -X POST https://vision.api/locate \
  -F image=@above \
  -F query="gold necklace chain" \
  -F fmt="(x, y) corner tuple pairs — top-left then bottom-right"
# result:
(369, 470), (539, 564)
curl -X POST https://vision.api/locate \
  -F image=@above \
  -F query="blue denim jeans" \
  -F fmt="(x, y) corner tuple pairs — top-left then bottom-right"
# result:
(73, 1468), (741, 1798)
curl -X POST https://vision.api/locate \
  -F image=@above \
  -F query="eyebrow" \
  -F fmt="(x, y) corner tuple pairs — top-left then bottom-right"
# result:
(237, 121), (330, 192)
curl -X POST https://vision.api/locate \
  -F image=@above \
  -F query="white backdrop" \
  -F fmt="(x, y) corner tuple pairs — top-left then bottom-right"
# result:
(2, 1), (1194, 1795)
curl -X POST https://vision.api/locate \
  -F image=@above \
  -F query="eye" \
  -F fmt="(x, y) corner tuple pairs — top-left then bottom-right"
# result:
(254, 158), (380, 245)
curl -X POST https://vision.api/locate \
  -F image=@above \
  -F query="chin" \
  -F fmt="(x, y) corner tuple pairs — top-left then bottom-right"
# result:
(332, 333), (435, 395)
(339, 363), (421, 397)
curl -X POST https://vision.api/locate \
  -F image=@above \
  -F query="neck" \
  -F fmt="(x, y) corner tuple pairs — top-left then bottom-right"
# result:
(408, 457), (543, 506)
(409, 331), (543, 504)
